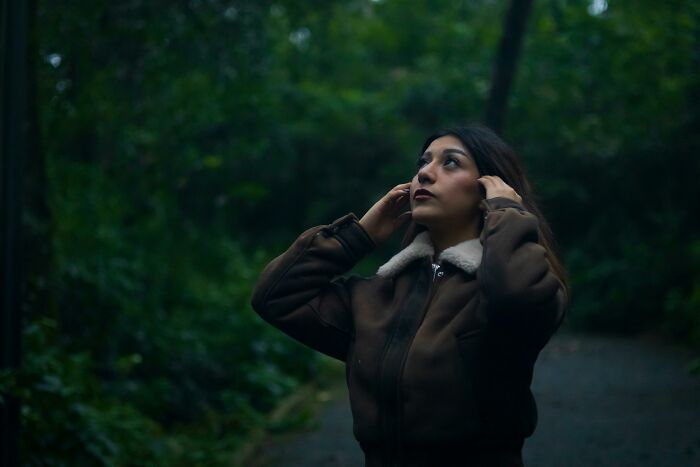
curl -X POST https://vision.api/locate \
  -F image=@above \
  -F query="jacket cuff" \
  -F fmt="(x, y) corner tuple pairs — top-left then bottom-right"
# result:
(479, 196), (526, 212)
(323, 212), (377, 262)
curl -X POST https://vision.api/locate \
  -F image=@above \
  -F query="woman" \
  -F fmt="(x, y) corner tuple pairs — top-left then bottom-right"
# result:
(250, 124), (571, 467)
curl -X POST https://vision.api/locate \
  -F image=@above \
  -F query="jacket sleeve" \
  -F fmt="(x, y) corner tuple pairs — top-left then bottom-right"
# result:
(250, 212), (376, 362)
(477, 196), (569, 336)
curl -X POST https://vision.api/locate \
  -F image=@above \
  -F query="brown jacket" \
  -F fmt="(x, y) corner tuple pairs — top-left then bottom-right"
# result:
(250, 196), (569, 466)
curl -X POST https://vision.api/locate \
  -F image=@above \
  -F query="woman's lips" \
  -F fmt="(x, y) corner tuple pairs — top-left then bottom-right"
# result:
(414, 189), (435, 200)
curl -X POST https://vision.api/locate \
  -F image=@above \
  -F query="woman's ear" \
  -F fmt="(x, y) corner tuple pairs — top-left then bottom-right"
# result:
(478, 181), (487, 200)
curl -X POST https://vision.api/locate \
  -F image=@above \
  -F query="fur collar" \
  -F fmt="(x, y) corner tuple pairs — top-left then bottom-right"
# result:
(376, 231), (482, 278)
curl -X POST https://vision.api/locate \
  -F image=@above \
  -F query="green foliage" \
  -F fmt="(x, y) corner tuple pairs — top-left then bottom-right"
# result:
(9, 319), (165, 466)
(687, 358), (700, 377)
(662, 240), (700, 346)
(17, 159), (319, 463)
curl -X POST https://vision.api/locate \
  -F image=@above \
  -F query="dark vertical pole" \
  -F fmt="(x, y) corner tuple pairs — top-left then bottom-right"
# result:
(483, 0), (535, 135)
(23, 0), (52, 326)
(1, 0), (27, 465)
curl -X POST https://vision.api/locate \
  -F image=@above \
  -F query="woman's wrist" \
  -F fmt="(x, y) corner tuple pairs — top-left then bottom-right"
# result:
(358, 219), (380, 245)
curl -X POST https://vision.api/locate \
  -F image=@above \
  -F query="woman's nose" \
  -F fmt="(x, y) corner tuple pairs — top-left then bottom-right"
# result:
(417, 162), (436, 184)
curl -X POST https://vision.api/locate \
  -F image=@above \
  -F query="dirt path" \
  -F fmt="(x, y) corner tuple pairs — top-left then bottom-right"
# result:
(253, 331), (700, 466)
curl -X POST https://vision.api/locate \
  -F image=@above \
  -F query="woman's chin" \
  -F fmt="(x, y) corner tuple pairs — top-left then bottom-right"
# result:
(410, 209), (441, 228)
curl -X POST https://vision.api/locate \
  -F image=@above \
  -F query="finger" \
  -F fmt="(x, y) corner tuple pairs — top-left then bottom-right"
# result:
(493, 176), (509, 188)
(392, 186), (412, 197)
(394, 186), (411, 196)
(388, 189), (408, 199)
(388, 190), (410, 206)
(394, 193), (411, 207)
(388, 188), (409, 199)
(392, 182), (412, 191)
(495, 178), (508, 188)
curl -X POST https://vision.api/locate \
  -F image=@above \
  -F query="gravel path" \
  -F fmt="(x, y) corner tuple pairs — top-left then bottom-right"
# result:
(254, 331), (700, 467)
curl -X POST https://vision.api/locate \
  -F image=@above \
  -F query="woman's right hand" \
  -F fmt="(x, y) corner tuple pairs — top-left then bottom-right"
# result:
(359, 182), (412, 245)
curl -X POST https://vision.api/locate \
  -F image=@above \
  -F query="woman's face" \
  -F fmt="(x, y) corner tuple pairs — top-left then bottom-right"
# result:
(410, 135), (482, 229)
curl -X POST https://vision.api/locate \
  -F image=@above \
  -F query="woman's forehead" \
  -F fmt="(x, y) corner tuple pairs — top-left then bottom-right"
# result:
(423, 135), (474, 163)
(425, 135), (467, 152)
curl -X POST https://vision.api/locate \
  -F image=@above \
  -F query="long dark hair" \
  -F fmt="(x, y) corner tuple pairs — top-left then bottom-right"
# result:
(402, 123), (571, 303)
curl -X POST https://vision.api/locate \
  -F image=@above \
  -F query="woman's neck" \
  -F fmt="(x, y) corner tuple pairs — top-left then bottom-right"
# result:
(429, 218), (481, 258)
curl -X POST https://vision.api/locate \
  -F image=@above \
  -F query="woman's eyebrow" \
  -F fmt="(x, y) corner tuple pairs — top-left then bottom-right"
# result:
(420, 148), (470, 158)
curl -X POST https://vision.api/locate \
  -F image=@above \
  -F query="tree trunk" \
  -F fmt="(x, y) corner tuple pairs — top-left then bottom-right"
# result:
(23, 0), (54, 325)
(1, 0), (28, 464)
(483, 0), (535, 135)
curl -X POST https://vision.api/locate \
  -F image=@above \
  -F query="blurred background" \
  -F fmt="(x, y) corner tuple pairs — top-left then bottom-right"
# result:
(2, 0), (699, 465)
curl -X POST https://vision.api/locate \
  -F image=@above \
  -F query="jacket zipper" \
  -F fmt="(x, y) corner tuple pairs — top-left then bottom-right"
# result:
(380, 261), (445, 466)
(432, 262), (445, 282)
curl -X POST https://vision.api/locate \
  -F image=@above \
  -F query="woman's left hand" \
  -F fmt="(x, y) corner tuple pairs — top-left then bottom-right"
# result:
(476, 175), (522, 204)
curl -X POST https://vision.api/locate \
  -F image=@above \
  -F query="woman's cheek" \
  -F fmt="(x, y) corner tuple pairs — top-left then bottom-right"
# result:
(462, 178), (483, 204)
(459, 175), (479, 193)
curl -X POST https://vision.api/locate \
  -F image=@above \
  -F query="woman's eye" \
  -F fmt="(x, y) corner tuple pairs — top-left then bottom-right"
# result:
(416, 157), (458, 170)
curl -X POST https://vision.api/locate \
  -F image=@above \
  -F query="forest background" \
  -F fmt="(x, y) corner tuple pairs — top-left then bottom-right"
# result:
(1, 0), (699, 465)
